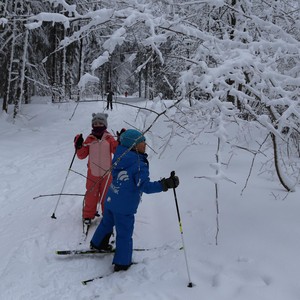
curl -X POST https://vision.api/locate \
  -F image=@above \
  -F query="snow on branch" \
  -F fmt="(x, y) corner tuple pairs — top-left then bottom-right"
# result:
(59, 9), (113, 48)
(27, 13), (70, 29)
(103, 27), (127, 53)
(142, 34), (167, 64)
(91, 51), (110, 72)
(47, 0), (79, 17)
(0, 18), (8, 27)
(78, 73), (99, 92)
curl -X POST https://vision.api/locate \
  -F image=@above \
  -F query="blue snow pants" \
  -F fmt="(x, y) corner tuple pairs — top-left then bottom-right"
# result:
(91, 207), (135, 266)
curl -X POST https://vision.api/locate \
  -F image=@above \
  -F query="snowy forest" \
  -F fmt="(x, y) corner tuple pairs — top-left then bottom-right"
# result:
(1, 0), (300, 192)
(1, 1), (300, 298)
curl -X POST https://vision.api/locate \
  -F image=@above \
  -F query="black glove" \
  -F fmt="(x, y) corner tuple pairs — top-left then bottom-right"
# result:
(160, 175), (179, 192)
(117, 128), (126, 144)
(74, 134), (84, 150)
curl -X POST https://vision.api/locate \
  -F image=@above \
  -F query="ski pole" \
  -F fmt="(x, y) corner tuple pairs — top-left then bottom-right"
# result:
(51, 150), (77, 219)
(170, 171), (193, 288)
(96, 171), (111, 216)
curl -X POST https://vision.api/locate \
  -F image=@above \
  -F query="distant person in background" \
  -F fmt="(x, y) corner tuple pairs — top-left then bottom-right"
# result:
(106, 91), (114, 110)
(124, 91), (128, 97)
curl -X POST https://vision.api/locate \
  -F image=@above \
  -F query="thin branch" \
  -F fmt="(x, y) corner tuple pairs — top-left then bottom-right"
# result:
(33, 193), (84, 200)
(240, 134), (269, 195)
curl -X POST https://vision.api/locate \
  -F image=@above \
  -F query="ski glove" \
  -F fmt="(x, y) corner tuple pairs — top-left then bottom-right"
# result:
(117, 128), (126, 144)
(74, 134), (84, 150)
(160, 175), (179, 192)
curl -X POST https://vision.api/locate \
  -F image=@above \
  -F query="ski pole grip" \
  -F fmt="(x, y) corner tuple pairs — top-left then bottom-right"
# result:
(170, 170), (175, 178)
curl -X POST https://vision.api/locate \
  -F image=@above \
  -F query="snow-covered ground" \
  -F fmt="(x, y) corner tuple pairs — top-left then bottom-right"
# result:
(0, 97), (299, 300)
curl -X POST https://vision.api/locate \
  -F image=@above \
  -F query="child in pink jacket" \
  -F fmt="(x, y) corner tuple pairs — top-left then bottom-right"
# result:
(74, 113), (118, 225)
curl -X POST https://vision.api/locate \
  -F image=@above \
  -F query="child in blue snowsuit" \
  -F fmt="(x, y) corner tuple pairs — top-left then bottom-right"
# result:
(90, 129), (179, 272)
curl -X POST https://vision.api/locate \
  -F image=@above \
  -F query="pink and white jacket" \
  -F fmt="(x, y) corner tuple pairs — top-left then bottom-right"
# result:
(77, 131), (118, 177)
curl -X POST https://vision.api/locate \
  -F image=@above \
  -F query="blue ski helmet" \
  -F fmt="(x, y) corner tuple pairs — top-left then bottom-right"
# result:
(120, 129), (145, 148)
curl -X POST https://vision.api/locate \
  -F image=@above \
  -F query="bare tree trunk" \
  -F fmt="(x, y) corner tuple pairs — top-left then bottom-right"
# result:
(270, 133), (294, 192)
(3, 1), (18, 112)
(51, 25), (57, 102)
(14, 27), (29, 118)
(144, 64), (148, 98)
(138, 71), (142, 98)
(149, 51), (154, 100)
(51, 23), (63, 102)
(60, 27), (67, 101)
(214, 137), (220, 245)
(186, 42), (192, 107)
(266, 88), (295, 192)
(77, 38), (84, 101)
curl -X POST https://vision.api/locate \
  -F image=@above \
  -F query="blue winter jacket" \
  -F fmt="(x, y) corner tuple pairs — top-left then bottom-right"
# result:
(105, 145), (163, 214)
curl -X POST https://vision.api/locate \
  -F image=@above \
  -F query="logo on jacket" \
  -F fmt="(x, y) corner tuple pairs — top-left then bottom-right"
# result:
(117, 170), (129, 181)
